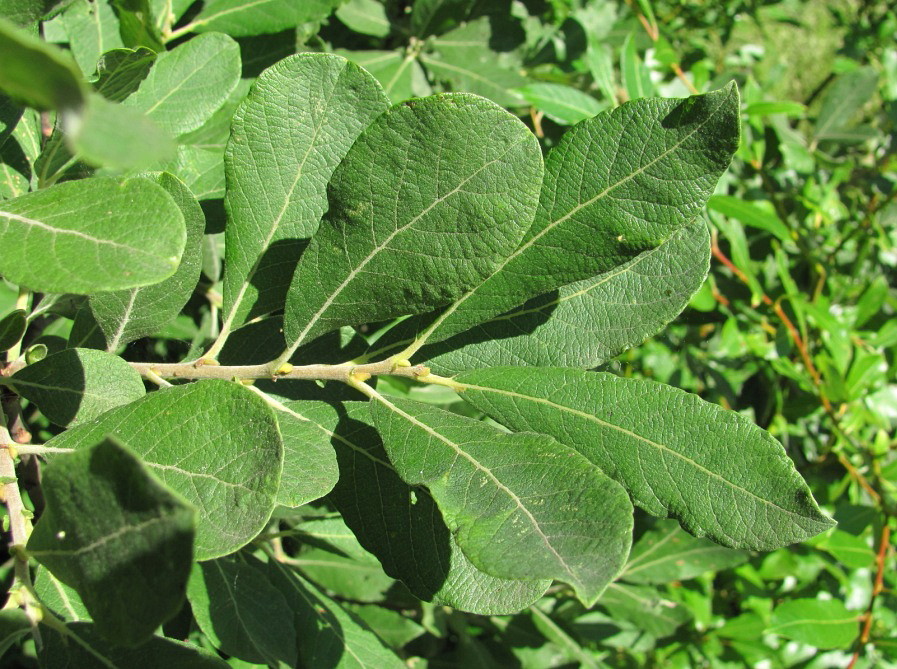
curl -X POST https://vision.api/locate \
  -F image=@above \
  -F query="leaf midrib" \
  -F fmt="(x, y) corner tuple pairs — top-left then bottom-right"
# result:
(456, 380), (810, 520)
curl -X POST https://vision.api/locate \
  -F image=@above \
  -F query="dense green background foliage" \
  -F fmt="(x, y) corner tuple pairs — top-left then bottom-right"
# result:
(0, 0), (895, 667)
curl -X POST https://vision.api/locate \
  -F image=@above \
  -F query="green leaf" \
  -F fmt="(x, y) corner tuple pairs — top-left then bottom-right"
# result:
(187, 555), (297, 667)
(368, 394), (633, 606)
(188, 0), (339, 37)
(33, 567), (91, 622)
(93, 46), (156, 102)
(125, 32), (240, 137)
(396, 216), (710, 375)
(744, 101), (806, 117)
(411, 0), (474, 37)
(0, 609), (31, 659)
(515, 83), (605, 125)
(268, 400), (339, 508)
(335, 0), (390, 37)
(282, 93), (543, 355)
(293, 400), (552, 613)
(621, 33), (654, 100)
(60, 0), (124, 75)
(813, 67), (878, 144)
(38, 622), (230, 668)
(8, 348), (145, 426)
(0, 16), (85, 110)
(43, 380), (283, 559)
(109, 0), (163, 50)
(707, 195), (792, 244)
(0, 308), (26, 352)
(395, 85), (739, 352)
(0, 176), (186, 294)
(86, 172), (204, 350)
(598, 583), (691, 638)
(336, 49), (432, 104)
(420, 18), (528, 107)
(218, 53), (389, 335)
(620, 519), (749, 585)
(454, 368), (835, 550)
(27, 437), (194, 647)
(262, 557), (406, 669)
(768, 598), (860, 649)
(0, 0), (49, 26)
(70, 91), (177, 168)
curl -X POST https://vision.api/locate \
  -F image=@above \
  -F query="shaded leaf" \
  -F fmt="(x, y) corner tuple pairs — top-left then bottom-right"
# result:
(187, 555), (297, 667)
(189, 0), (339, 37)
(60, 0), (124, 75)
(93, 46), (156, 102)
(43, 380), (283, 559)
(335, 0), (390, 37)
(620, 519), (749, 585)
(0, 176), (185, 294)
(813, 67), (878, 144)
(295, 400), (552, 613)
(598, 583), (691, 638)
(9, 348), (145, 426)
(282, 93), (543, 355)
(369, 394), (633, 606)
(38, 622), (229, 668)
(218, 53), (389, 335)
(28, 438), (194, 647)
(33, 567), (91, 622)
(516, 83), (605, 125)
(455, 368), (835, 550)
(0, 308), (26, 352)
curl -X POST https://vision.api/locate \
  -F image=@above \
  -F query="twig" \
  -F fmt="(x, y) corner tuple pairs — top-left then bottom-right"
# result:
(847, 520), (892, 669)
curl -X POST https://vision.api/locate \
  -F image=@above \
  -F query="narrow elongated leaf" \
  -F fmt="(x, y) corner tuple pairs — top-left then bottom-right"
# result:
(39, 623), (229, 668)
(368, 394), (633, 606)
(61, 0), (123, 75)
(335, 0), (390, 37)
(43, 380), (283, 559)
(598, 583), (691, 638)
(456, 368), (835, 550)
(293, 400), (552, 613)
(187, 555), (297, 667)
(189, 0), (338, 37)
(0, 176), (186, 294)
(411, 0), (475, 36)
(87, 172), (204, 350)
(388, 215), (710, 374)
(813, 67), (878, 144)
(620, 519), (749, 584)
(8, 348), (145, 426)
(516, 83), (606, 125)
(398, 84), (739, 352)
(0, 16), (84, 110)
(219, 53), (389, 334)
(707, 195), (792, 244)
(0, 308), (26, 351)
(282, 93), (543, 354)
(125, 32), (240, 137)
(262, 557), (406, 669)
(768, 598), (859, 649)
(28, 438), (194, 647)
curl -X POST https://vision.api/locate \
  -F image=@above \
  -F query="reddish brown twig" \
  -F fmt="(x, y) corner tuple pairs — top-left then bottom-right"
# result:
(846, 521), (892, 669)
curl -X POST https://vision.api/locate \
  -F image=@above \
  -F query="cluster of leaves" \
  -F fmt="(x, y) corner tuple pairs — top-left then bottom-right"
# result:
(0, 0), (892, 668)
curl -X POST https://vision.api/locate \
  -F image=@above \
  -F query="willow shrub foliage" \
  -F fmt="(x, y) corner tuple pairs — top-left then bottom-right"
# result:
(0, 12), (836, 666)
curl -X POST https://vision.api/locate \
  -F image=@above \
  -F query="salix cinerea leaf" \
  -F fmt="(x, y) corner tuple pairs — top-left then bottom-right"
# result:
(41, 380), (283, 560)
(214, 53), (390, 349)
(455, 368), (836, 550)
(280, 93), (543, 362)
(7, 348), (145, 426)
(393, 83), (740, 358)
(377, 215), (710, 374)
(85, 172), (205, 351)
(27, 437), (195, 647)
(367, 393), (633, 606)
(124, 32), (240, 137)
(0, 176), (186, 294)
(290, 400), (551, 613)
(188, 0), (340, 37)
